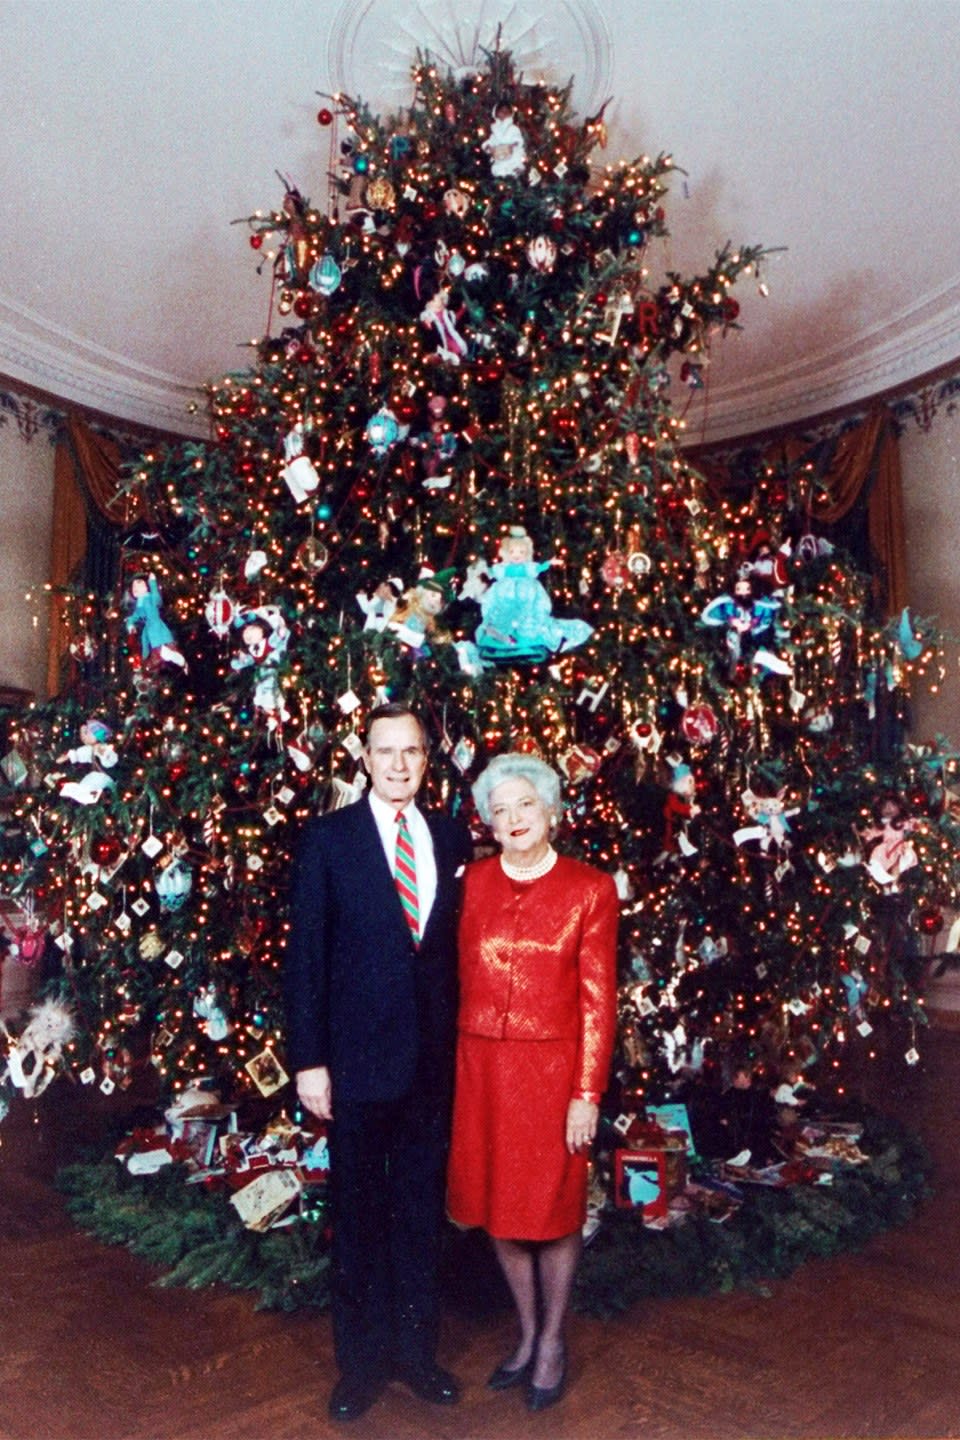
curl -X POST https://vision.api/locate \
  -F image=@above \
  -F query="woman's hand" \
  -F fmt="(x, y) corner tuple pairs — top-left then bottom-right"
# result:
(566, 1096), (599, 1154)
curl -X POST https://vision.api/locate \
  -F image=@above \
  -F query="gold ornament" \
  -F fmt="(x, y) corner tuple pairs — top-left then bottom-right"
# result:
(295, 536), (329, 573)
(365, 175), (396, 211)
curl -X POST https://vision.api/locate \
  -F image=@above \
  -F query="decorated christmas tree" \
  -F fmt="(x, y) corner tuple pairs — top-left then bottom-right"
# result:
(2, 41), (958, 1163)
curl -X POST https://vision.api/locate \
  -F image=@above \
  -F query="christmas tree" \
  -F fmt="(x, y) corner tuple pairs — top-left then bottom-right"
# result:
(1, 42), (957, 1149)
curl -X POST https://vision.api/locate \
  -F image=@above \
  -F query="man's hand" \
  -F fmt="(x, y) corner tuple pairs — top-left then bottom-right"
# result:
(297, 1065), (333, 1121)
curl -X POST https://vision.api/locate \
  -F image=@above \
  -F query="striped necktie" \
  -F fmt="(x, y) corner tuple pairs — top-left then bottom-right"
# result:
(394, 810), (420, 944)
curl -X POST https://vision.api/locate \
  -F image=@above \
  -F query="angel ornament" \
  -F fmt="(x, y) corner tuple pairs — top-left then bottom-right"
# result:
(482, 103), (527, 178)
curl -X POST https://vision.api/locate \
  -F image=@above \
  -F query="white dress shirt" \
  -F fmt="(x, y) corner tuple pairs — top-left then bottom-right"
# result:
(368, 790), (438, 932)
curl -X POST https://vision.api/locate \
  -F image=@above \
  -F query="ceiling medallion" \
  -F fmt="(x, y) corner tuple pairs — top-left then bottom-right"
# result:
(325, 0), (613, 119)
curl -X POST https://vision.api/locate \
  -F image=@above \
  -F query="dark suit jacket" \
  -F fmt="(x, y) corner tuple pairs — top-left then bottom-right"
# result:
(283, 795), (471, 1104)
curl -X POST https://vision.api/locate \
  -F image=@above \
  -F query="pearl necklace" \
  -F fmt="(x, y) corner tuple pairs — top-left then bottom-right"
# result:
(500, 846), (558, 882)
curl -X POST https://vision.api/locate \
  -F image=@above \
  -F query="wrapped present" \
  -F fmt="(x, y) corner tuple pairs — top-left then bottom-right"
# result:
(615, 1148), (670, 1219)
(229, 1167), (302, 1231)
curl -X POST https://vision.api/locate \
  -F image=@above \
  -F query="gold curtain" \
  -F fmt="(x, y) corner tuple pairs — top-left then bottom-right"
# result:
(46, 414), (137, 695)
(699, 405), (907, 617)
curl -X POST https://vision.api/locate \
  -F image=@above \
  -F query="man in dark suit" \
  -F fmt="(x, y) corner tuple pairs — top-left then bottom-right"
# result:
(284, 702), (472, 1422)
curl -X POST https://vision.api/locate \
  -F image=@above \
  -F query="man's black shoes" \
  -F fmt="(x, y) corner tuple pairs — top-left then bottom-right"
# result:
(394, 1363), (461, 1405)
(328, 1372), (386, 1422)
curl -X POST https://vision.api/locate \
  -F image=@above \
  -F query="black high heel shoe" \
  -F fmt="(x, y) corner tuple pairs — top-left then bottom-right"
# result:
(526, 1344), (567, 1412)
(487, 1354), (534, 1391)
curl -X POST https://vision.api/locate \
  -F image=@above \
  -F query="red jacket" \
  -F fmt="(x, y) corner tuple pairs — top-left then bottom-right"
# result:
(457, 854), (619, 1097)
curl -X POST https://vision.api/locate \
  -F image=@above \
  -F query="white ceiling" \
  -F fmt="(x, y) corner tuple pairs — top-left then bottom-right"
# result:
(2, 0), (959, 443)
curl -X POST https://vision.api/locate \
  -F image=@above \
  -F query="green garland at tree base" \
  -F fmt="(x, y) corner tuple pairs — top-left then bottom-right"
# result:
(56, 1108), (930, 1319)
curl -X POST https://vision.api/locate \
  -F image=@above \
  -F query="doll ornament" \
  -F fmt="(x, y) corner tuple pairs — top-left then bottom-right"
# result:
(700, 576), (791, 678)
(473, 526), (593, 666)
(126, 573), (187, 674)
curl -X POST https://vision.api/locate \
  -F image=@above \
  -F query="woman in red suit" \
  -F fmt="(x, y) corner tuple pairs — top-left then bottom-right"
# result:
(447, 752), (618, 1412)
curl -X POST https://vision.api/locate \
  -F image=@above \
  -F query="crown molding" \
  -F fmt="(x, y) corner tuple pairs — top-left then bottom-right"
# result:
(0, 293), (207, 439)
(692, 275), (960, 445)
(3, 266), (960, 451)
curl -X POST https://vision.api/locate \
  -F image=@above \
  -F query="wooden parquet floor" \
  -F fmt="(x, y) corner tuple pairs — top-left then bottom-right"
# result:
(1, 1024), (959, 1440)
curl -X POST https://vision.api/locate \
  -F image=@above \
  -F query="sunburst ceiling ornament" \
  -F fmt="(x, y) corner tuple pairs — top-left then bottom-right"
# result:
(325, 0), (613, 118)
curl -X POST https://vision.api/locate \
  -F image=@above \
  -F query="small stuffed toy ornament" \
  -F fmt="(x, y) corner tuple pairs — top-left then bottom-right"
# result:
(281, 422), (321, 503)
(415, 266), (469, 366)
(733, 785), (798, 853)
(231, 607), (291, 728)
(57, 717), (118, 805)
(660, 762), (700, 857)
(2, 999), (75, 1099)
(356, 579), (403, 632)
(858, 794), (918, 888)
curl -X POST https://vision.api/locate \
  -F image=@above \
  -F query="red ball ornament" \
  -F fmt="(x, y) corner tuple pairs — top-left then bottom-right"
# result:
(293, 294), (313, 319)
(477, 357), (504, 385)
(91, 835), (122, 866)
(422, 201), (439, 221)
(681, 704), (720, 746)
(723, 297), (740, 322)
(317, 107), (334, 127)
(600, 551), (630, 588)
(296, 345), (315, 365)
(550, 407), (578, 440)
(919, 910), (943, 935)
(395, 397), (419, 423)
(167, 761), (188, 783)
(249, 234), (264, 251)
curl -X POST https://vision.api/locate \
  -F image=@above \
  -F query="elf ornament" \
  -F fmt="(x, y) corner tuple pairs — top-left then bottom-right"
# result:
(388, 569), (456, 653)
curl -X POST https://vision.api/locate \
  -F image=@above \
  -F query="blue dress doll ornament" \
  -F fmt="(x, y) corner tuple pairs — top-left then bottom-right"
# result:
(474, 526), (593, 666)
(126, 573), (187, 675)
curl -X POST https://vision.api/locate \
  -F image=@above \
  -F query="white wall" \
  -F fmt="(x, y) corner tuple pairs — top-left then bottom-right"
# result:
(900, 398), (960, 744)
(0, 397), (57, 698)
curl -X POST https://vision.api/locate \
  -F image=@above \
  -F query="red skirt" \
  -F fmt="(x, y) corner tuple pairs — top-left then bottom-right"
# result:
(447, 1032), (588, 1241)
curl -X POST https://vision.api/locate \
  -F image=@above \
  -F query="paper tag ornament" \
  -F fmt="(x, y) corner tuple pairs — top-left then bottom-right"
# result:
(244, 1048), (289, 1098)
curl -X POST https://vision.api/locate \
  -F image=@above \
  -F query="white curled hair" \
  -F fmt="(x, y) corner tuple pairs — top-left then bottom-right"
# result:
(472, 752), (561, 825)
